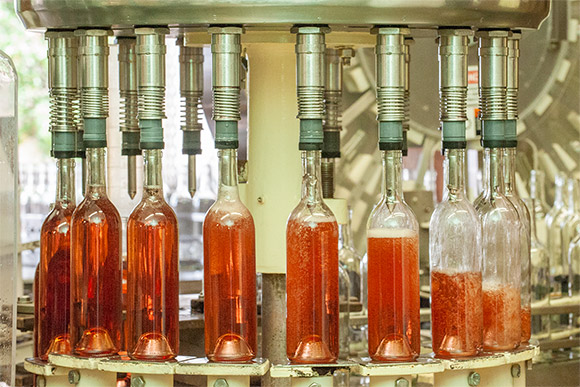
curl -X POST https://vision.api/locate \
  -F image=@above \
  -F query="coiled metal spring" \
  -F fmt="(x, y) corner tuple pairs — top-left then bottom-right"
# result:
(120, 90), (139, 132)
(138, 86), (165, 120)
(182, 91), (203, 131)
(479, 87), (507, 120)
(506, 89), (518, 120)
(50, 88), (79, 132)
(377, 87), (405, 122)
(324, 90), (342, 131)
(440, 86), (467, 121)
(213, 87), (240, 121)
(297, 86), (325, 120)
(81, 88), (108, 119)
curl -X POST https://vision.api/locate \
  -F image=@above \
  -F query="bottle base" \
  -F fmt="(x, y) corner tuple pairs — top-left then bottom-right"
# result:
(74, 327), (118, 357)
(370, 334), (418, 362)
(130, 332), (176, 361)
(41, 334), (72, 361)
(288, 334), (337, 364)
(207, 333), (255, 363)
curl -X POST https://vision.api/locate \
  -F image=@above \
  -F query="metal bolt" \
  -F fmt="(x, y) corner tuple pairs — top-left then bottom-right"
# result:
(395, 378), (409, 387)
(511, 364), (521, 378)
(308, 383), (321, 387)
(68, 370), (80, 385)
(17, 295), (31, 303)
(214, 379), (229, 387)
(132, 375), (146, 387)
(37, 375), (46, 387)
(467, 371), (481, 386)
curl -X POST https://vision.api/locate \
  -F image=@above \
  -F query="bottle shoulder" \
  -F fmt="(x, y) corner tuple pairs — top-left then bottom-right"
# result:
(288, 199), (337, 224)
(73, 196), (121, 225)
(129, 198), (177, 227)
(41, 204), (74, 232)
(430, 199), (481, 231)
(367, 199), (419, 232)
(204, 199), (255, 229)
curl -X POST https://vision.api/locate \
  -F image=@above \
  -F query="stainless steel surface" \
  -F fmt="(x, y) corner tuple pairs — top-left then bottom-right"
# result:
(135, 27), (168, 120)
(76, 29), (111, 119)
(403, 37), (412, 132)
(188, 154), (197, 198)
(373, 27), (408, 122)
(321, 158), (335, 199)
(477, 30), (509, 121)
(127, 155), (136, 200)
(507, 32), (521, 120)
(16, 0), (550, 31)
(261, 273), (289, 387)
(438, 29), (471, 122)
(210, 27), (242, 122)
(294, 26), (328, 121)
(324, 48), (341, 132)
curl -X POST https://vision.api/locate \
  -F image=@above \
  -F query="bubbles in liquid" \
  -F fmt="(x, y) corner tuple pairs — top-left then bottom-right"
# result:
(131, 332), (175, 361)
(292, 334), (334, 364)
(74, 327), (117, 357)
(210, 333), (254, 362)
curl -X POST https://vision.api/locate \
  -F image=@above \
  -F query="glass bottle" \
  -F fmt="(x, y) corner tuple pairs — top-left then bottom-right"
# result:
(529, 170), (549, 246)
(37, 159), (75, 360)
(339, 208), (362, 302)
(286, 150), (339, 364)
(503, 147), (532, 344)
(523, 198), (551, 339)
(203, 148), (257, 362)
(561, 178), (580, 288)
(367, 150), (420, 362)
(568, 233), (580, 299)
(546, 173), (568, 301)
(70, 147), (123, 357)
(127, 149), (179, 360)
(475, 148), (521, 351)
(430, 148), (483, 358)
(338, 262), (350, 359)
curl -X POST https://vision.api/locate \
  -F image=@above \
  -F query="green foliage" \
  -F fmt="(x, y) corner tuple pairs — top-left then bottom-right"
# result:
(0, 0), (49, 152)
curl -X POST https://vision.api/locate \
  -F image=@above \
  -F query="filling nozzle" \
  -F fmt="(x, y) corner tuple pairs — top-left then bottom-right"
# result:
(210, 26), (243, 150)
(505, 31), (521, 149)
(372, 26), (409, 151)
(46, 30), (79, 160)
(437, 28), (472, 150)
(117, 36), (139, 199)
(179, 38), (204, 198)
(293, 25), (330, 151)
(476, 30), (509, 149)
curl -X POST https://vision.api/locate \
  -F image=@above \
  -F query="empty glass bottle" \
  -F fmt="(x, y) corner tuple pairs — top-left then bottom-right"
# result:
(529, 170), (549, 246)
(339, 208), (362, 302)
(475, 148), (521, 352)
(338, 262), (350, 359)
(561, 178), (580, 285)
(503, 147), (532, 344)
(71, 147), (123, 357)
(430, 148), (483, 358)
(523, 198), (551, 340)
(569, 233), (580, 299)
(287, 150), (339, 364)
(367, 150), (420, 362)
(127, 149), (179, 360)
(204, 148), (257, 362)
(37, 159), (75, 361)
(546, 173), (569, 301)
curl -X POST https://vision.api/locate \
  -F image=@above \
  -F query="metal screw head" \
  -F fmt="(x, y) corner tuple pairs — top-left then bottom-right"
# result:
(37, 375), (47, 387)
(395, 378), (409, 387)
(511, 364), (521, 378)
(213, 379), (229, 387)
(132, 376), (146, 387)
(68, 370), (80, 385)
(467, 372), (481, 386)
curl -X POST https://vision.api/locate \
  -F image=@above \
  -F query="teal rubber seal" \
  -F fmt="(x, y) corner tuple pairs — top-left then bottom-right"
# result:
(52, 132), (77, 159)
(122, 131), (141, 156)
(215, 121), (239, 149)
(83, 119), (107, 148)
(402, 131), (408, 157)
(75, 130), (85, 158)
(183, 131), (202, 155)
(379, 121), (403, 150)
(504, 120), (517, 148)
(299, 119), (324, 150)
(322, 131), (340, 158)
(481, 120), (506, 148)
(140, 119), (164, 149)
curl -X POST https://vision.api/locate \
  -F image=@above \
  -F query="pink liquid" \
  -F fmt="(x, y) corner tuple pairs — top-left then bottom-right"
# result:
(367, 229), (420, 362)
(431, 271), (483, 358)
(286, 218), (339, 364)
(482, 285), (521, 351)
(520, 305), (531, 344)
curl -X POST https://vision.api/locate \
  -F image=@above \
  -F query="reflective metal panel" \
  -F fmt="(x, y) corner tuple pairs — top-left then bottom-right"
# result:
(17, 0), (550, 31)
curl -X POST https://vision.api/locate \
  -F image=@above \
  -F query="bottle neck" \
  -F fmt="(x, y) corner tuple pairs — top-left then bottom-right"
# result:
(568, 179), (580, 212)
(484, 147), (504, 196)
(529, 170), (546, 210)
(301, 150), (323, 204)
(381, 150), (403, 203)
(443, 148), (466, 201)
(217, 148), (240, 200)
(143, 149), (164, 197)
(86, 147), (107, 196)
(554, 174), (565, 208)
(56, 158), (75, 207)
(528, 199), (538, 239)
(503, 147), (517, 194)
